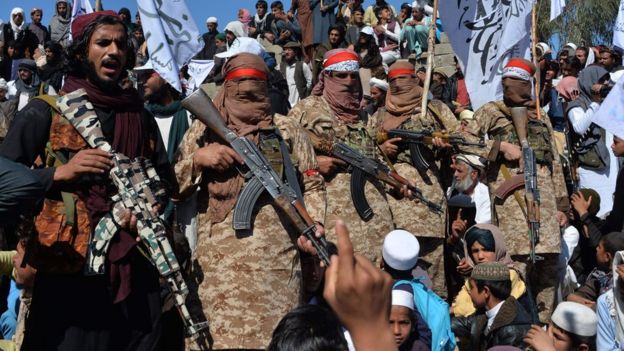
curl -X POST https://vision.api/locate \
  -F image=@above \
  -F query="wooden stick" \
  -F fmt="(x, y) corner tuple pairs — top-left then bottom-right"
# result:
(95, 0), (103, 11)
(531, 1), (542, 119)
(420, 0), (440, 117)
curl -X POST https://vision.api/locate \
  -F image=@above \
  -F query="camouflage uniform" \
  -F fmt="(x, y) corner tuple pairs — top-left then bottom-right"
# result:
(460, 101), (570, 321)
(175, 114), (326, 350)
(371, 100), (458, 298)
(288, 95), (395, 263)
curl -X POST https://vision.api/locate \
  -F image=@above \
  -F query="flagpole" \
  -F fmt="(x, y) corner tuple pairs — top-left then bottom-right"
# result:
(95, 0), (103, 11)
(420, 0), (439, 116)
(532, 0), (542, 119)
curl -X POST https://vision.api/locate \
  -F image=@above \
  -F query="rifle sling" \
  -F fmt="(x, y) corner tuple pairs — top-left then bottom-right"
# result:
(499, 164), (527, 219)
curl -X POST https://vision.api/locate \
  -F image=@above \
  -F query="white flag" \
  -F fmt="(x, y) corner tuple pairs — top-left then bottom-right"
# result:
(187, 59), (215, 92)
(550, 0), (565, 21)
(593, 76), (624, 139)
(614, 0), (624, 50)
(70, 0), (94, 41)
(137, 0), (204, 92)
(439, 0), (533, 110)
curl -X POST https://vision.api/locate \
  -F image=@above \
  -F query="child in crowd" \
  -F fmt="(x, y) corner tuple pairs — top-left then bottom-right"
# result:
(391, 285), (431, 351)
(567, 232), (624, 308)
(451, 262), (531, 351)
(524, 301), (597, 351)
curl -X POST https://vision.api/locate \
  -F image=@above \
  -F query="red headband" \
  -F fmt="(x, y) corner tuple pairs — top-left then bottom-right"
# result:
(388, 68), (414, 79)
(504, 59), (536, 76)
(323, 51), (359, 68)
(225, 68), (268, 81)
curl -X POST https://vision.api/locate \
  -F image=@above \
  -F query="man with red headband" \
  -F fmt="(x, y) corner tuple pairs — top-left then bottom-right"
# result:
(174, 52), (326, 350)
(288, 48), (394, 263)
(458, 58), (569, 322)
(371, 60), (459, 299)
(0, 11), (172, 350)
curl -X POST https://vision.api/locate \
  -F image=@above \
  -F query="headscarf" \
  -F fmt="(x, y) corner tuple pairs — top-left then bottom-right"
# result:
(239, 8), (252, 33)
(206, 53), (272, 224)
(383, 61), (422, 130)
(49, 0), (71, 45)
(9, 8), (26, 40)
(225, 20), (247, 39)
(312, 49), (362, 124)
(566, 65), (609, 113)
(462, 223), (524, 279)
(15, 59), (41, 97)
(555, 76), (580, 102)
(502, 78), (538, 119)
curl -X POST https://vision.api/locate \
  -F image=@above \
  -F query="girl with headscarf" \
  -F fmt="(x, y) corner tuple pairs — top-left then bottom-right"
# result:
(566, 65), (618, 217)
(371, 60), (459, 298)
(451, 224), (530, 318)
(174, 52), (327, 350)
(288, 48), (394, 263)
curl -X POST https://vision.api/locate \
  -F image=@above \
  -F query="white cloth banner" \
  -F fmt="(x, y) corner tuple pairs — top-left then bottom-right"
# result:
(614, 0), (624, 50)
(137, 0), (204, 92)
(70, 0), (93, 41)
(439, 0), (533, 110)
(550, 0), (565, 21)
(187, 59), (214, 92)
(593, 76), (624, 139)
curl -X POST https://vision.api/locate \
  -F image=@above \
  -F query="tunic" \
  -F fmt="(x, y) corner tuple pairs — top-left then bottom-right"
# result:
(288, 95), (394, 263)
(175, 115), (326, 350)
(371, 100), (458, 298)
(290, 0), (314, 47)
(310, 0), (338, 45)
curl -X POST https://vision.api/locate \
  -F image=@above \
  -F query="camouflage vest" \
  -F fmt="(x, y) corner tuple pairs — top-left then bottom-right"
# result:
(33, 95), (92, 273)
(490, 101), (554, 165)
(340, 122), (377, 159)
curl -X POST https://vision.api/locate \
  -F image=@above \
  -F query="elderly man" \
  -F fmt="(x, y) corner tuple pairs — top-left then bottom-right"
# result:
(364, 77), (388, 115)
(7, 59), (40, 111)
(448, 154), (491, 225)
(0, 11), (172, 350)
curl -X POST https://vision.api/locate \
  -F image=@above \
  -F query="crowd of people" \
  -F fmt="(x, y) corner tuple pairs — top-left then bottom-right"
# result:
(0, 1), (622, 351)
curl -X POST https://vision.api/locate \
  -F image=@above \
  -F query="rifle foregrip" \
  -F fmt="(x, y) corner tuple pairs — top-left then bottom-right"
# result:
(350, 168), (374, 221)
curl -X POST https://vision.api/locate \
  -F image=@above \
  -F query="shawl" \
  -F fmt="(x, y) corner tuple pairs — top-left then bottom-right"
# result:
(502, 77), (538, 120)
(61, 75), (146, 303)
(555, 76), (579, 102)
(311, 48), (362, 124)
(206, 53), (272, 224)
(9, 8), (25, 41)
(566, 65), (609, 113)
(383, 61), (422, 130)
(145, 100), (189, 163)
(49, 0), (71, 44)
(463, 223), (525, 280)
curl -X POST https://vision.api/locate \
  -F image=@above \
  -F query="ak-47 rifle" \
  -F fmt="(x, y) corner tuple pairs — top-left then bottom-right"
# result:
(511, 107), (542, 263)
(311, 136), (443, 220)
(377, 128), (485, 172)
(57, 89), (208, 337)
(181, 89), (331, 266)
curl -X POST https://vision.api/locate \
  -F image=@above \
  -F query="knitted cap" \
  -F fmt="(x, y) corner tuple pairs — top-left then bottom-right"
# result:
(471, 262), (510, 281)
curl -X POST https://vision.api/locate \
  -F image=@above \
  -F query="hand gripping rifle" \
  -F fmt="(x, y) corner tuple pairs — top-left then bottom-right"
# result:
(510, 107), (542, 263)
(377, 128), (485, 172)
(57, 89), (208, 336)
(311, 136), (443, 220)
(181, 89), (331, 266)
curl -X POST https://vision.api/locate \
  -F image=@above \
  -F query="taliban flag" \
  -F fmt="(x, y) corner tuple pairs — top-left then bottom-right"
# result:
(439, 0), (534, 110)
(550, 0), (565, 21)
(137, 0), (204, 92)
(69, 0), (94, 41)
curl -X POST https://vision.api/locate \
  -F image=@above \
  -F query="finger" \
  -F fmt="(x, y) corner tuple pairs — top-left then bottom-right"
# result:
(130, 214), (138, 231)
(84, 148), (113, 158)
(387, 137), (402, 144)
(332, 158), (348, 167)
(76, 165), (108, 174)
(80, 158), (113, 171)
(456, 208), (462, 220)
(335, 219), (355, 279)
(587, 195), (592, 204)
(323, 254), (339, 302)
(224, 147), (243, 164)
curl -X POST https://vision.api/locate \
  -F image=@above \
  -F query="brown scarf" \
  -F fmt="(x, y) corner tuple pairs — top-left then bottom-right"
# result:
(383, 61), (423, 131)
(502, 77), (538, 120)
(206, 53), (272, 224)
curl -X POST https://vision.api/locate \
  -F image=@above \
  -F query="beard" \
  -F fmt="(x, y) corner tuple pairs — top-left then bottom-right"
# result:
(83, 60), (122, 92)
(451, 175), (475, 194)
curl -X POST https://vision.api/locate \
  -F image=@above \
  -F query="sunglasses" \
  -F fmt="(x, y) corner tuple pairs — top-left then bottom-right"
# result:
(332, 72), (358, 79)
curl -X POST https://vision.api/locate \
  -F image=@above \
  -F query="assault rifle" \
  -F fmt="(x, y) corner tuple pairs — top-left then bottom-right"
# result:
(511, 107), (542, 263)
(57, 89), (208, 336)
(311, 136), (443, 220)
(378, 128), (485, 172)
(181, 89), (331, 266)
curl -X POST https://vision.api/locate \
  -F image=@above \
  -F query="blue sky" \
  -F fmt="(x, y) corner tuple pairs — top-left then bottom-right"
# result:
(0, 1), (408, 34)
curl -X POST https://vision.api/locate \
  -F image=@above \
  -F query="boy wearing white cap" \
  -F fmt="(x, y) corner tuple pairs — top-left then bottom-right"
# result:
(524, 301), (597, 351)
(382, 229), (431, 288)
(391, 285), (432, 350)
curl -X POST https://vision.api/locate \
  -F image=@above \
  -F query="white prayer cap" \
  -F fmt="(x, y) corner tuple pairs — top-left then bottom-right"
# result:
(455, 154), (487, 170)
(411, 1), (425, 11)
(564, 42), (578, 51)
(383, 230), (420, 271)
(536, 42), (551, 56)
(360, 26), (374, 36)
(369, 77), (389, 91)
(392, 285), (415, 310)
(215, 37), (265, 59)
(551, 302), (597, 337)
(0, 78), (7, 91)
(206, 16), (218, 24)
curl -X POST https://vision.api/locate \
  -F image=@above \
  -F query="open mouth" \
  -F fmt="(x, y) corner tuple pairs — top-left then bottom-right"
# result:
(101, 60), (121, 75)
